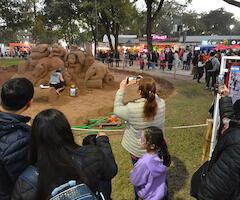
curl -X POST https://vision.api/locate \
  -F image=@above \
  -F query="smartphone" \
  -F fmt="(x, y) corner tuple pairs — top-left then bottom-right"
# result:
(127, 76), (141, 84)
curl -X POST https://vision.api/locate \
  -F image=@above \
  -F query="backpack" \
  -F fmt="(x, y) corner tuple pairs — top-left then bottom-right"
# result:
(205, 59), (213, 71)
(50, 181), (103, 200)
(20, 166), (105, 200)
(187, 52), (192, 61)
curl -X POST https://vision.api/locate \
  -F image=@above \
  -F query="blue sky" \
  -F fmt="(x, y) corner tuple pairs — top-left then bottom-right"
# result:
(136, 0), (240, 19)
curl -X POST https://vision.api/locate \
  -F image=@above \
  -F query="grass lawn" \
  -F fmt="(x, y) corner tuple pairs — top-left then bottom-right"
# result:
(108, 80), (213, 200)
(0, 58), (24, 68)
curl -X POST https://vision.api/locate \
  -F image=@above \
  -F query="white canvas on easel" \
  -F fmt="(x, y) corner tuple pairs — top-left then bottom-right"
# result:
(210, 56), (240, 158)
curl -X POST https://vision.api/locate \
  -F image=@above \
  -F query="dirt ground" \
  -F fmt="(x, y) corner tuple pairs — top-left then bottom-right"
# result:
(0, 67), (174, 126)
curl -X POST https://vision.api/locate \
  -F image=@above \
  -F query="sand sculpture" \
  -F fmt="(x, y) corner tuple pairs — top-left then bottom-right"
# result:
(14, 43), (114, 102)
(64, 45), (114, 88)
(84, 61), (114, 88)
(65, 45), (86, 83)
(15, 44), (64, 86)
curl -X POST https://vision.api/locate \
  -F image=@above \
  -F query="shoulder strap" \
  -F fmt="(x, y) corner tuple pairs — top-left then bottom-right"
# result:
(19, 165), (38, 190)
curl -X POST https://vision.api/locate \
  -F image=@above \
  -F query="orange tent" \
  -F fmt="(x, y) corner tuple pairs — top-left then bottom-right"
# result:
(8, 43), (33, 47)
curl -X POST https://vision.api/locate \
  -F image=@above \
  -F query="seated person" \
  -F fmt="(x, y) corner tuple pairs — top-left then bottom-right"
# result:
(49, 69), (65, 94)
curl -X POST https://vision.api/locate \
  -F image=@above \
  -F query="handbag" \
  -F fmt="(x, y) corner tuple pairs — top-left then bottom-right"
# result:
(190, 161), (209, 198)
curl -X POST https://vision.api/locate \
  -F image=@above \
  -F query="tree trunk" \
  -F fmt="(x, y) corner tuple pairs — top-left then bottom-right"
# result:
(146, 1), (153, 52)
(91, 25), (97, 57)
(33, 0), (37, 19)
(145, 0), (164, 52)
(99, 11), (114, 52)
(106, 31), (114, 52)
(114, 23), (119, 53)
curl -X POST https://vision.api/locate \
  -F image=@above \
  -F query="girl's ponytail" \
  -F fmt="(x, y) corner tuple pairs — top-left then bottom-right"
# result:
(158, 139), (171, 167)
(139, 77), (158, 121)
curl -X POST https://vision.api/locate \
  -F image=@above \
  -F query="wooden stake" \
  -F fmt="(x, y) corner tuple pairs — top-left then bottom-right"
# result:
(202, 119), (213, 163)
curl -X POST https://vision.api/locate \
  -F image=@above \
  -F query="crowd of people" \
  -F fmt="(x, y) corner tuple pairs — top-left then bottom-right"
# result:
(0, 76), (170, 200)
(0, 47), (30, 58)
(1, 69), (240, 199)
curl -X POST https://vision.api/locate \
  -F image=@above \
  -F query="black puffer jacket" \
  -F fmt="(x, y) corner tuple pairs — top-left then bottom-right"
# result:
(11, 136), (118, 200)
(0, 112), (30, 200)
(198, 97), (240, 200)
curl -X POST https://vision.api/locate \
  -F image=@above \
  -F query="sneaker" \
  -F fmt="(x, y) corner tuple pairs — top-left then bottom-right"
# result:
(205, 86), (210, 90)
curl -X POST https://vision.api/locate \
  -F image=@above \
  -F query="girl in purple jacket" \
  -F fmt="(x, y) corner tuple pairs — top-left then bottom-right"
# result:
(130, 127), (171, 200)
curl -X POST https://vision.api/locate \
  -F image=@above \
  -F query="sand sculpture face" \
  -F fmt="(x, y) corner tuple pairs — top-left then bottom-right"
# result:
(67, 54), (77, 65)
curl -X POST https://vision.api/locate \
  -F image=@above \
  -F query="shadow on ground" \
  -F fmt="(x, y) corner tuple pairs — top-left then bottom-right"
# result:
(168, 156), (189, 200)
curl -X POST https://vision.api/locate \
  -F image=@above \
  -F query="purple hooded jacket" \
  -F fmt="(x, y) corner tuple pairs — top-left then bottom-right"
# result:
(130, 153), (167, 200)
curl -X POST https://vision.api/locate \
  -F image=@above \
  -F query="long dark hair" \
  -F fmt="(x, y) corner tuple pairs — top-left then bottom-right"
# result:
(144, 127), (171, 167)
(139, 77), (158, 121)
(29, 109), (88, 200)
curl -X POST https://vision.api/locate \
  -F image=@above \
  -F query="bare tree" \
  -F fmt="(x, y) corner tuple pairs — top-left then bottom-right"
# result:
(223, 0), (240, 7)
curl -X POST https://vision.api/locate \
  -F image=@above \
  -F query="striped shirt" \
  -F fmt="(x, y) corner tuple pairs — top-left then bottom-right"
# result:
(114, 89), (165, 158)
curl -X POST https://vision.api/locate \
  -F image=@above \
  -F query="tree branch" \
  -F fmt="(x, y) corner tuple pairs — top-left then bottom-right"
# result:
(223, 0), (240, 7)
(152, 0), (165, 21)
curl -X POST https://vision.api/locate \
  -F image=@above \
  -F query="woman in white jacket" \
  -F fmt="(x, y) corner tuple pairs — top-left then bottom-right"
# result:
(114, 76), (165, 200)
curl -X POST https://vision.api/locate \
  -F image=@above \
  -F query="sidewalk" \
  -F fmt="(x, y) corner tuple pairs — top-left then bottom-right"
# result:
(108, 61), (193, 81)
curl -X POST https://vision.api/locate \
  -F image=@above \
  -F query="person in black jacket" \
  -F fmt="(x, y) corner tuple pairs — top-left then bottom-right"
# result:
(197, 87), (240, 200)
(0, 78), (34, 200)
(11, 109), (118, 200)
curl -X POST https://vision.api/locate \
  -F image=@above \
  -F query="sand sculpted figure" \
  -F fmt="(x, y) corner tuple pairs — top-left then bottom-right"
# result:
(84, 61), (114, 88)
(28, 44), (50, 70)
(65, 45), (86, 82)
(15, 43), (114, 90)
(83, 47), (95, 72)
(31, 57), (64, 86)
(15, 44), (64, 86)
(49, 43), (66, 61)
(17, 44), (50, 73)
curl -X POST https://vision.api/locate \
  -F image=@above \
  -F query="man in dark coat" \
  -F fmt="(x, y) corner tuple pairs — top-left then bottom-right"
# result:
(197, 89), (240, 200)
(0, 78), (34, 200)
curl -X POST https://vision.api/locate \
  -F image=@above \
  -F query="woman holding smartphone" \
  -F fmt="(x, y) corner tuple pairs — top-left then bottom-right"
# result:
(114, 76), (166, 200)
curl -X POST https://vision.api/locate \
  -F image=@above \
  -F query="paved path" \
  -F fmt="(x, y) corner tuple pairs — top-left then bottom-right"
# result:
(108, 61), (194, 82)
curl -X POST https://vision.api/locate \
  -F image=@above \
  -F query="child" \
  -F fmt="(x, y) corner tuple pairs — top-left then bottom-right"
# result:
(0, 78), (34, 200)
(130, 127), (171, 200)
(139, 55), (145, 71)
